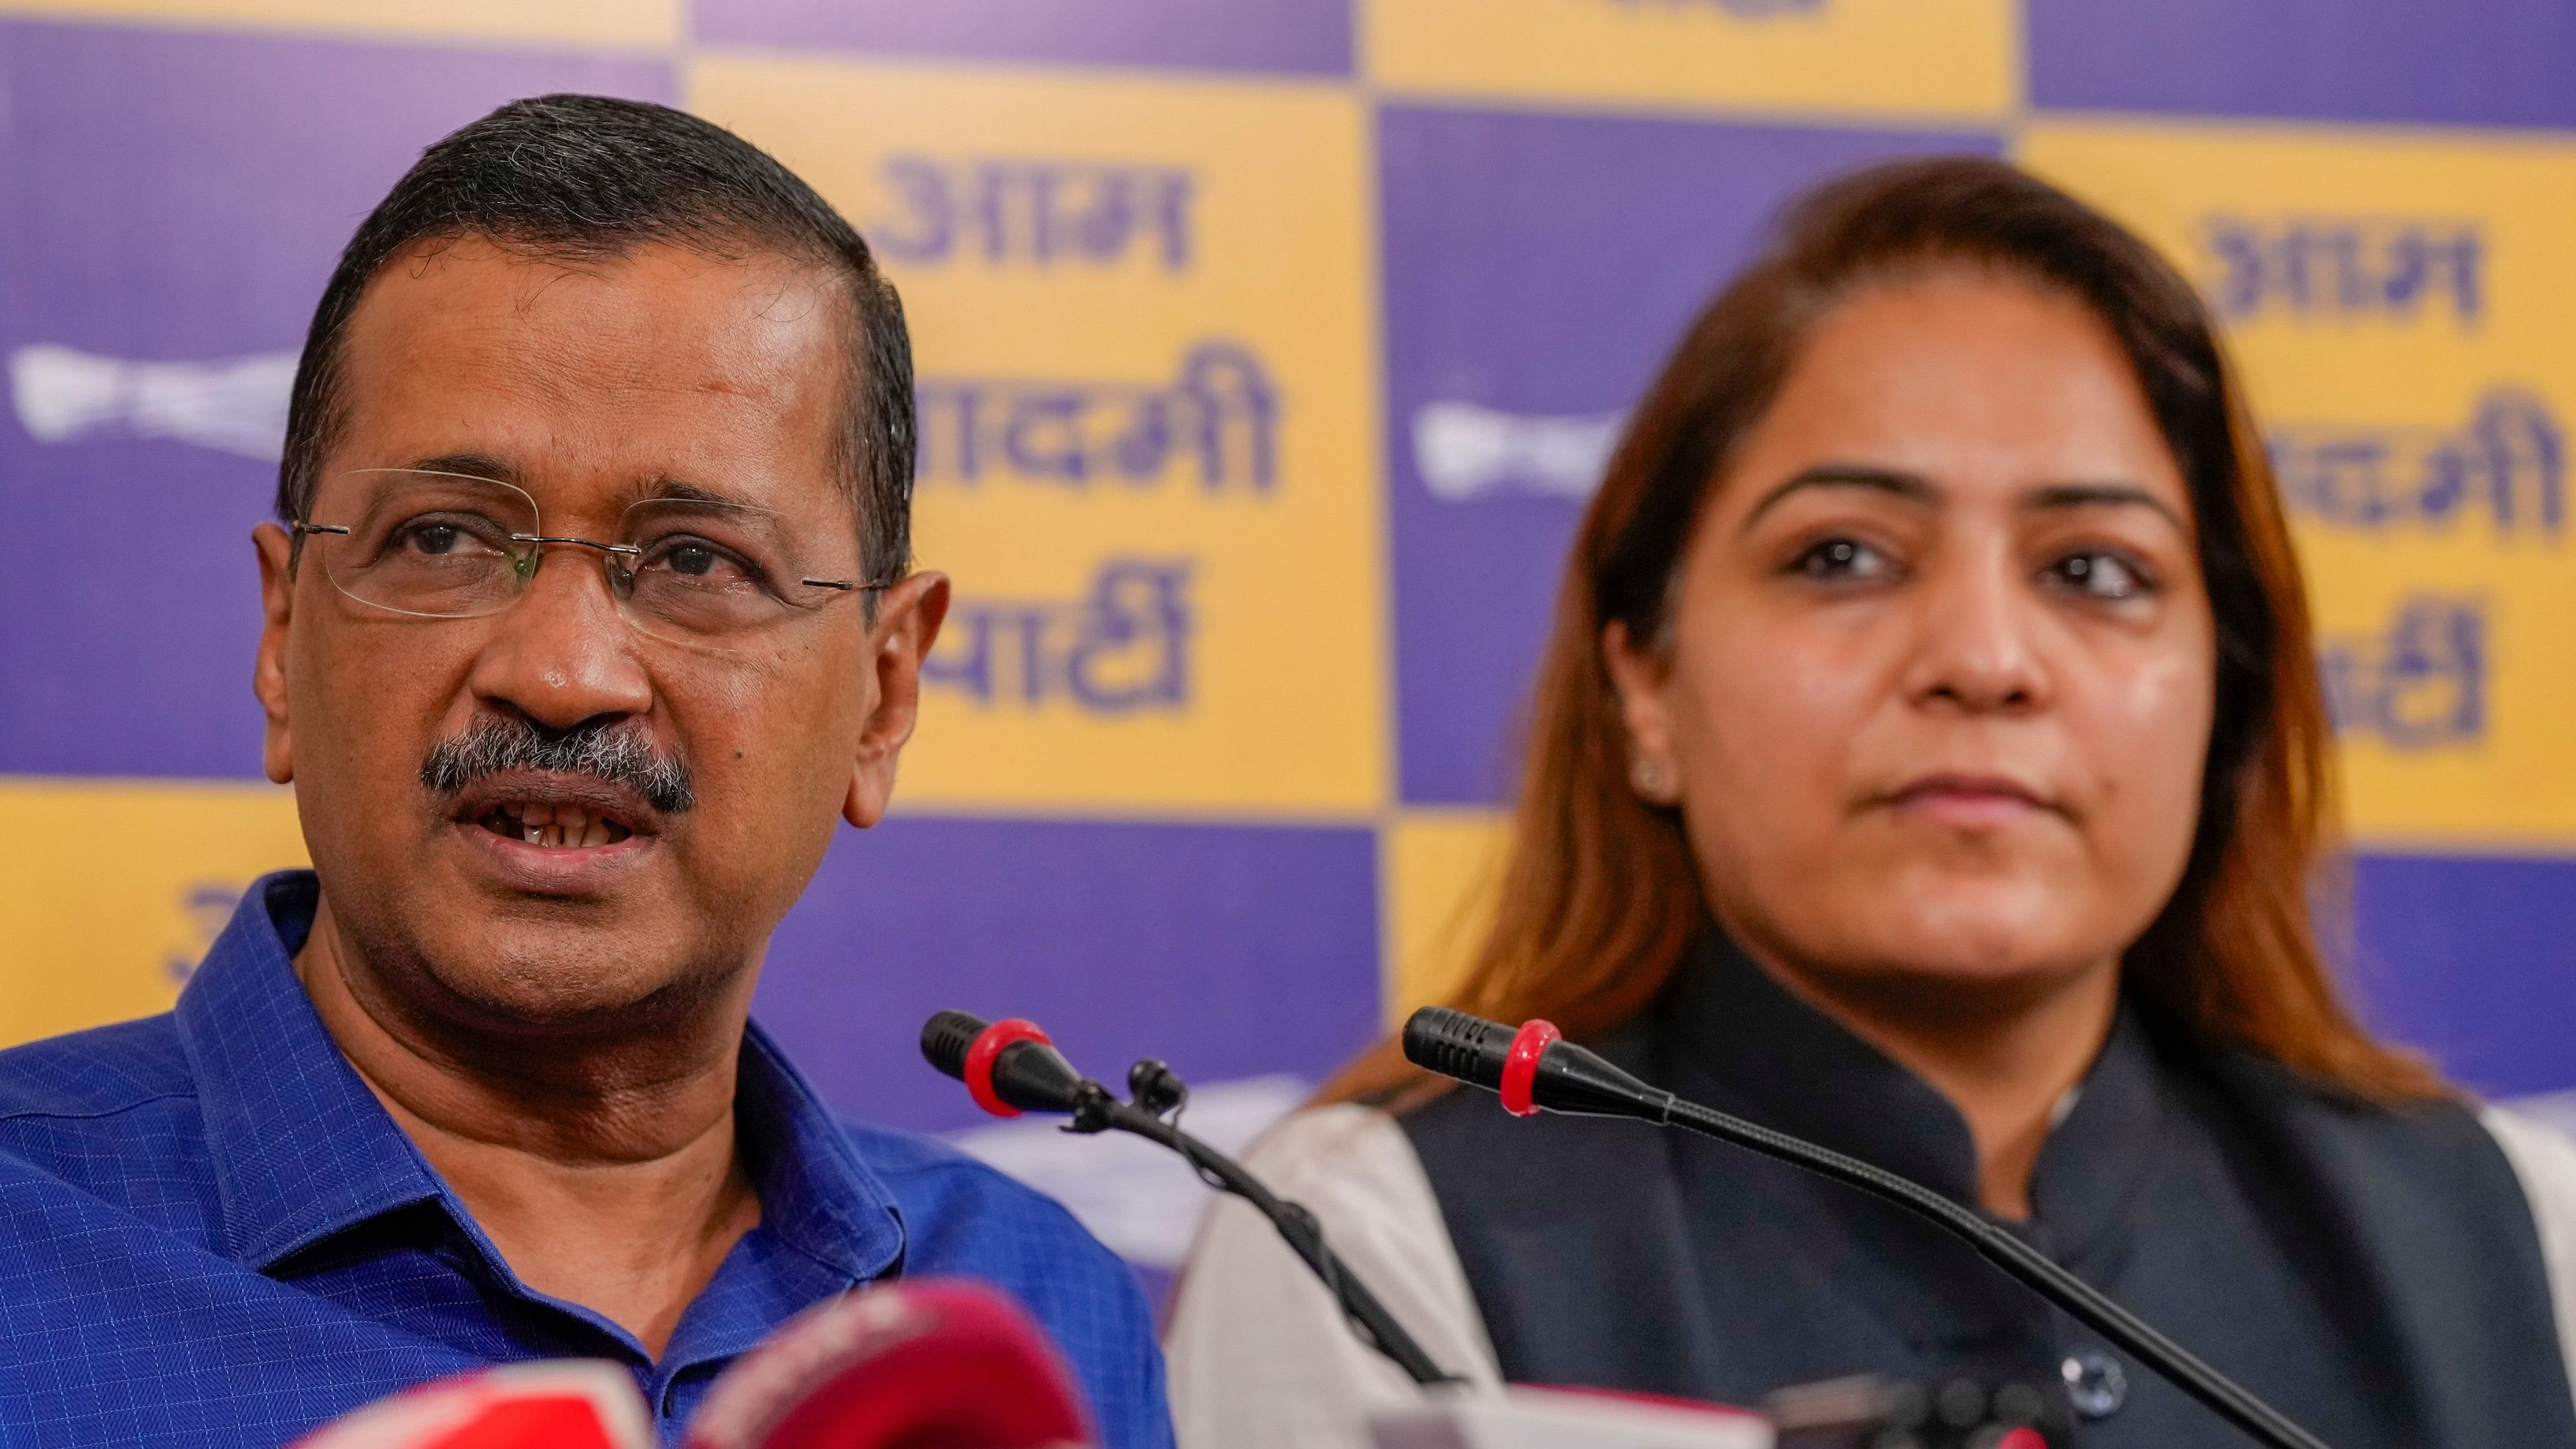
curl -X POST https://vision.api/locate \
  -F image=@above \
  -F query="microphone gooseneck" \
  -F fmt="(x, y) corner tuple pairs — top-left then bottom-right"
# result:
(922, 1011), (1460, 1388)
(1401, 1006), (2335, 1449)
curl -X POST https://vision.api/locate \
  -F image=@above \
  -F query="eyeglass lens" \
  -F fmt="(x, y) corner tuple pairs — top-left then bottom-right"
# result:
(301, 469), (862, 650)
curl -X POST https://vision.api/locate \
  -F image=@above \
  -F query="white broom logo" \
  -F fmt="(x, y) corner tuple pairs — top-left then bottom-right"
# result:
(8, 344), (296, 462)
(1413, 399), (1623, 503)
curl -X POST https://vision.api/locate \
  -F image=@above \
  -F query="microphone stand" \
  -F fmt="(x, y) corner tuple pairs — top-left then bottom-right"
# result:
(920, 1013), (1458, 1389)
(1061, 1062), (1460, 1389)
(1405, 1008), (2333, 1449)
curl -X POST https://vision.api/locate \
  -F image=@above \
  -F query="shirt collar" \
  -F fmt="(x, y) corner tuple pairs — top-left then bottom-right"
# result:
(179, 871), (906, 1290)
(176, 871), (448, 1270)
(732, 1021), (905, 1285)
(2026, 1001), (2168, 1260)
(1653, 930), (2166, 1246)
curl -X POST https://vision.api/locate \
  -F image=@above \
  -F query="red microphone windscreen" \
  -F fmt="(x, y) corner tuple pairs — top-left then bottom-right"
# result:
(289, 1362), (653, 1449)
(685, 1279), (1095, 1449)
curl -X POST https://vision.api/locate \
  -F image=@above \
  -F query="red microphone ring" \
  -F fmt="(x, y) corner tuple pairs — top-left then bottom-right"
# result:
(963, 1019), (1051, 1118)
(1499, 1019), (1561, 1117)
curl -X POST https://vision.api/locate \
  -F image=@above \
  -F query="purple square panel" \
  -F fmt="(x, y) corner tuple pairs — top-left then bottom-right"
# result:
(1381, 108), (2001, 805)
(2348, 852), (2576, 1099)
(0, 22), (671, 779)
(2029, 0), (2576, 130)
(753, 814), (1381, 1136)
(694, 0), (1350, 76)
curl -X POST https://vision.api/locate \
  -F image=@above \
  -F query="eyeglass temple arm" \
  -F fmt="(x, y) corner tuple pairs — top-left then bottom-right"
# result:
(286, 522), (348, 578)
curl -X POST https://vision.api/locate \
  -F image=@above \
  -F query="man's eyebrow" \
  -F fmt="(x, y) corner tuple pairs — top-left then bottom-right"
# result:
(2024, 482), (2191, 533)
(402, 452), (520, 483)
(391, 460), (781, 518)
(1739, 465), (1936, 533)
(627, 475), (762, 509)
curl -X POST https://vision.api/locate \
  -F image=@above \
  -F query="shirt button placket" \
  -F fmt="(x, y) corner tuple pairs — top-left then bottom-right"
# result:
(2061, 1347), (2128, 1421)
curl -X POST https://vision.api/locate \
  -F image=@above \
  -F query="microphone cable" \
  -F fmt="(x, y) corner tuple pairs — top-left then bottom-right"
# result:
(1403, 1006), (2334, 1449)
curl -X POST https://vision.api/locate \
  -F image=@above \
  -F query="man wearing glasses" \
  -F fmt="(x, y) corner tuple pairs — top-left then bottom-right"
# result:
(0, 95), (1171, 1448)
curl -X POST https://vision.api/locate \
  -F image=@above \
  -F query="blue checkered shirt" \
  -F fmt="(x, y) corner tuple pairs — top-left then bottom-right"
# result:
(0, 872), (1174, 1449)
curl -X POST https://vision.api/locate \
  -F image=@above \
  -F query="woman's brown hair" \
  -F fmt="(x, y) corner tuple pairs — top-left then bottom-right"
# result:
(1331, 156), (2440, 1105)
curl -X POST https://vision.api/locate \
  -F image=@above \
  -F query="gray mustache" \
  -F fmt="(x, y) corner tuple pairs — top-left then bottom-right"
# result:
(420, 715), (696, 815)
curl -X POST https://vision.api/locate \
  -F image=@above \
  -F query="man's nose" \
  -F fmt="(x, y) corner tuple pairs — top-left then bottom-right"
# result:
(465, 546), (654, 729)
(1900, 545), (2053, 715)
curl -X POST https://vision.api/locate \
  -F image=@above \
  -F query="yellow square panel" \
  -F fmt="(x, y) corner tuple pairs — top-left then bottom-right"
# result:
(693, 57), (1385, 817)
(2022, 122), (2576, 848)
(1366, 0), (2016, 124)
(0, 0), (677, 46)
(0, 779), (306, 1048)
(1381, 809), (1510, 1024)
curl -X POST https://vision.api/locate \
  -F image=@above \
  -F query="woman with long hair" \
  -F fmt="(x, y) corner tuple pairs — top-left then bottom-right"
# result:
(1165, 157), (2576, 1449)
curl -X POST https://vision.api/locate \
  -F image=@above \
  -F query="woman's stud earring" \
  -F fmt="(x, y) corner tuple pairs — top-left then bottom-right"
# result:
(1632, 758), (1671, 799)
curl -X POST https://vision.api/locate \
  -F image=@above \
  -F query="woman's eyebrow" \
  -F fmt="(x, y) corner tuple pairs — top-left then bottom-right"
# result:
(2023, 481), (2189, 533)
(1739, 464), (1934, 533)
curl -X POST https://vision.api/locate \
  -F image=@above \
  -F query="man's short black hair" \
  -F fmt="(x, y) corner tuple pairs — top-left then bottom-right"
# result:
(277, 93), (914, 584)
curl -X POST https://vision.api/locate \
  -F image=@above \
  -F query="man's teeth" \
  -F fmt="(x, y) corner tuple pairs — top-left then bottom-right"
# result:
(497, 801), (623, 848)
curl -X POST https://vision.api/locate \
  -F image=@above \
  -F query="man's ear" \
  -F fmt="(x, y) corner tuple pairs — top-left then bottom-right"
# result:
(843, 571), (951, 829)
(252, 523), (298, 786)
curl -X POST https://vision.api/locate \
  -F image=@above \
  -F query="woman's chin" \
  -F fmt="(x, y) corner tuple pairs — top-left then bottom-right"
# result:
(1765, 924), (2119, 1034)
(1769, 882), (2131, 993)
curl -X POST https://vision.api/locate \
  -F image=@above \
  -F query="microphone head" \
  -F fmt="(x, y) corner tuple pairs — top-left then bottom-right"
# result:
(920, 1012), (1088, 1117)
(1401, 1006), (1514, 1092)
(920, 1011), (991, 1082)
(684, 1279), (1094, 1449)
(1403, 1007), (1664, 1120)
(290, 1362), (652, 1449)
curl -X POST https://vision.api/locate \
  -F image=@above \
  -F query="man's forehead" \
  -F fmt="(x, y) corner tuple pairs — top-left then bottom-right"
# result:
(329, 234), (850, 515)
(345, 233), (841, 370)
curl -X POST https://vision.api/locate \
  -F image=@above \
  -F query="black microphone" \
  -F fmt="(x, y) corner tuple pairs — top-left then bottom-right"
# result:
(920, 1009), (1088, 1116)
(1402, 1006), (2335, 1449)
(922, 1011), (1460, 1388)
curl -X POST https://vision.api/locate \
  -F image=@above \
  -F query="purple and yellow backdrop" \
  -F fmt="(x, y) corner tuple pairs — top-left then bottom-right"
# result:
(3, 0), (2571, 1276)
